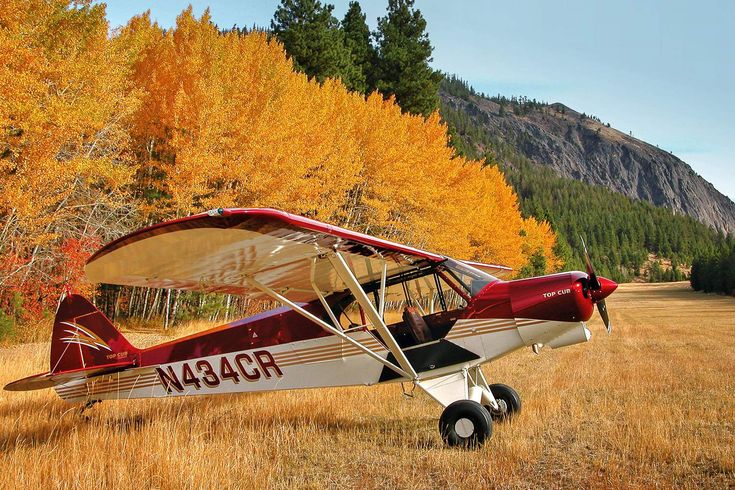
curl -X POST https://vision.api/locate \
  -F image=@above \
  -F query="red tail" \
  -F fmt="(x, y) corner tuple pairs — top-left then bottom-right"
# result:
(51, 294), (139, 374)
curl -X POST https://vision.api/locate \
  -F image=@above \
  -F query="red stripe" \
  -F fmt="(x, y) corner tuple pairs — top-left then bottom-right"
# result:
(449, 320), (515, 332)
(56, 372), (157, 393)
(279, 345), (387, 367)
(274, 340), (382, 361)
(448, 325), (518, 340)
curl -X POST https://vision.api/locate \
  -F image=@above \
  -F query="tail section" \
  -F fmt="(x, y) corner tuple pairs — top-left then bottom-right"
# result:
(5, 294), (139, 392)
(51, 294), (139, 373)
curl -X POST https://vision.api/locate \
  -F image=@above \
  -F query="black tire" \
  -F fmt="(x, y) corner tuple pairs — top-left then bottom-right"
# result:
(485, 383), (521, 422)
(439, 400), (493, 448)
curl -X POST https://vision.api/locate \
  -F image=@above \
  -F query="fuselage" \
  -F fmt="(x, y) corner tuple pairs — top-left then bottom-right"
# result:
(55, 270), (616, 402)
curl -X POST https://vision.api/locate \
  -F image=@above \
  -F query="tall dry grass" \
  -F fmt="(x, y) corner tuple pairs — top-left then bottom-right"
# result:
(0, 282), (733, 488)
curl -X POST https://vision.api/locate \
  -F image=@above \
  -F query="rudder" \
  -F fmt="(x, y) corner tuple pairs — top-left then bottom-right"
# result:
(51, 294), (139, 374)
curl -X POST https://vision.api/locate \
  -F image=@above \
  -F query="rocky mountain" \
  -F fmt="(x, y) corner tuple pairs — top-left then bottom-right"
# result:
(440, 91), (735, 233)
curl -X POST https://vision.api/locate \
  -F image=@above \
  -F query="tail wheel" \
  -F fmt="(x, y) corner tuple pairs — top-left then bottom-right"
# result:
(439, 400), (492, 448)
(486, 383), (521, 421)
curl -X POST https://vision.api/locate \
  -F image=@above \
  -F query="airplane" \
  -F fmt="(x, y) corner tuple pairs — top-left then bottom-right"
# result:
(4, 207), (617, 448)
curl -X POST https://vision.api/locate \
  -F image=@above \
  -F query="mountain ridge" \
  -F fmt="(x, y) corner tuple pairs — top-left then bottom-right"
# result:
(440, 90), (735, 233)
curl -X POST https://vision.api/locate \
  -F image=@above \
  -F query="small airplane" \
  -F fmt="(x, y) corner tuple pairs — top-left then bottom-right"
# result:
(5, 208), (616, 447)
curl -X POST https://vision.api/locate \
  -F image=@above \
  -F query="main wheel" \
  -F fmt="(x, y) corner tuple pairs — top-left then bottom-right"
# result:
(486, 383), (521, 421)
(439, 400), (493, 448)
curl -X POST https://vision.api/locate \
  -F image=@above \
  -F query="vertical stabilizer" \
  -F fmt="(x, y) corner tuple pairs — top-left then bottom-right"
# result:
(50, 294), (139, 373)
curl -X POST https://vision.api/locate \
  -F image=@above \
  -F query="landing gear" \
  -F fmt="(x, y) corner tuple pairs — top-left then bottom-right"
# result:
(79, 399), (101, 415)
(485, 383), (521, 421)
(419, 368), (520, 447)
(439, 399), (493, 448)
(77, 399), (101, 420)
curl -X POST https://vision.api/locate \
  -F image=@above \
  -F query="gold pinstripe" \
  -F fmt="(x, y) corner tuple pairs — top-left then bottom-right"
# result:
(57, 373), (157, 397)
(60, 380), (162, 400)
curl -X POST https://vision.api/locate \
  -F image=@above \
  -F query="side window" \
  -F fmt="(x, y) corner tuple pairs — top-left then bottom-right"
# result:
(440, 259), (497, 301)
(431, 272), (469, 310)
(382, 273), (467, 317)
(329, 268), (473, 331)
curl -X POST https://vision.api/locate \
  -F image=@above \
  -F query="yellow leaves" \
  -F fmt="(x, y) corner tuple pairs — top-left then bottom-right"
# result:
(520, 216), (562, 274)
(114, 9), (560, 275)
(1, 3), (560, 283)
(1, 0), (139, 254)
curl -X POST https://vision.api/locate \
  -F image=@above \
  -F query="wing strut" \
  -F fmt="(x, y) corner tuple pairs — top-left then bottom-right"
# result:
(327, 251), (419, 380)
(378, 260), (388, 319)
(310, 258), (342, 330)
(244, 275), (413, 380)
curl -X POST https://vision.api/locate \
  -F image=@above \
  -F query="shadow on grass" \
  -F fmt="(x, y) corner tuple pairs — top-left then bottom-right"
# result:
(0, 394), (444, 451)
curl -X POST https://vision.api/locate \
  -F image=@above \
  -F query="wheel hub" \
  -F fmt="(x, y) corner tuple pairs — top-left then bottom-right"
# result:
(493, 399), (508, 414)
(454, 417), (475, 438)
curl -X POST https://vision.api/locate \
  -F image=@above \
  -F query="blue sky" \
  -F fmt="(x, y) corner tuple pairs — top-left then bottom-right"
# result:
(102, 1), (735, 201)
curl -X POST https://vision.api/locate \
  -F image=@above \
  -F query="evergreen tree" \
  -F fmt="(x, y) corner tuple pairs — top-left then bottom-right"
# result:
(271, 0), (361, 89)
(374, 0), (441, 116)
(519, 249), (547, 277)
(438, 93), (732, 283)
(341, 1), (376, 94)
(691, 247), (735, 295)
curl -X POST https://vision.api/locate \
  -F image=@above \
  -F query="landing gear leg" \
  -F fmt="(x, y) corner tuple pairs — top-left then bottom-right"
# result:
(417, 368), (499, 448)
(79, 399), (101, 416)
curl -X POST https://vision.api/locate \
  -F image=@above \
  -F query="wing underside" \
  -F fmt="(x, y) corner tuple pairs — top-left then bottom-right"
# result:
(85, 208), (449, 302)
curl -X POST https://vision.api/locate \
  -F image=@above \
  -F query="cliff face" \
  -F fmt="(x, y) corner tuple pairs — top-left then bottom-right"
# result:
(442, 94), (735, 233)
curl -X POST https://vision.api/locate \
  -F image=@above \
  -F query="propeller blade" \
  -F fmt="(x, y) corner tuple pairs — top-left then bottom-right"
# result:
(580, 237), (615, 332)
(597, 299), (612, 334)
(580, 236), (594, 276)
(579, 236), (601, 289)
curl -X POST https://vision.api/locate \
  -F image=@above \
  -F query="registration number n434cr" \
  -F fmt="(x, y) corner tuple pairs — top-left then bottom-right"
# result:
(155, 350), (283, 393)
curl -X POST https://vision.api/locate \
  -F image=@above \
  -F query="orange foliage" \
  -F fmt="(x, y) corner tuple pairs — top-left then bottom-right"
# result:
(0, 0), (138, 315)
(118, 9), (558, 271)
(1, 4), (560, 319)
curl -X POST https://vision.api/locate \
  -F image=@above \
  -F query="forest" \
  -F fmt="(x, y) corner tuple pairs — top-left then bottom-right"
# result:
(690, 246), (735, 295)
(2, 0), (733, 339)
(439, 76), (734, 283)
(0, 0), (557, 334)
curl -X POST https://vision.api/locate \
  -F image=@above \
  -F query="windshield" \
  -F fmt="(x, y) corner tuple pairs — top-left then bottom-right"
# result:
(441, 258), (498, 296)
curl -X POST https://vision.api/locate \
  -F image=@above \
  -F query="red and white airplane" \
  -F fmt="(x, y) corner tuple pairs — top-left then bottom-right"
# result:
(5, 208), (616, 447)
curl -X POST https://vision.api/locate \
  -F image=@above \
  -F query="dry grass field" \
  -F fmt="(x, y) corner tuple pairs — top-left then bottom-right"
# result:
(0, 282), (733, 489)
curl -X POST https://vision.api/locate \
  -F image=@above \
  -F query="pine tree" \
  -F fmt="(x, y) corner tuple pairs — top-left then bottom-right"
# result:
(341, 1), (375, 94)
(374, 0), (441, 116)
(271, 0), (360, 89)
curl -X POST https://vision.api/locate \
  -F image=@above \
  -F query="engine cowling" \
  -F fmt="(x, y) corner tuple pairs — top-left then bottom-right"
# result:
(506, 271), (595, 323)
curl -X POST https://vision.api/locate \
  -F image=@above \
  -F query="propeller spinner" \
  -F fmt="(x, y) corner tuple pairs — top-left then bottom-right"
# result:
(580, 237), (617, 333)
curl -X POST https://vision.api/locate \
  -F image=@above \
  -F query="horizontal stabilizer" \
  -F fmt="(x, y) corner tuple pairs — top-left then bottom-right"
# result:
(4, 361), (135, 392)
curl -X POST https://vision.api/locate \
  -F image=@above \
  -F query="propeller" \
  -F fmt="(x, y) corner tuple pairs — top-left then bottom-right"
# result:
(580, 236), (615, 334)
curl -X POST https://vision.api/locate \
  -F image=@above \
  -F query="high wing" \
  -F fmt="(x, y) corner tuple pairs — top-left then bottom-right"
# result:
(86, 208), (454, 302)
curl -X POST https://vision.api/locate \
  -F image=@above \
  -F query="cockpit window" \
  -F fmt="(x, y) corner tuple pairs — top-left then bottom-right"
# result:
(441, 259), (497, 297)
(327, 259), (498, 330)
(332, 266), (471, 328)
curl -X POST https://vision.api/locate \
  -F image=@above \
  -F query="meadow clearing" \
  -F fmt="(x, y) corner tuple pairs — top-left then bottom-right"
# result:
(0, 282), (732, 489)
